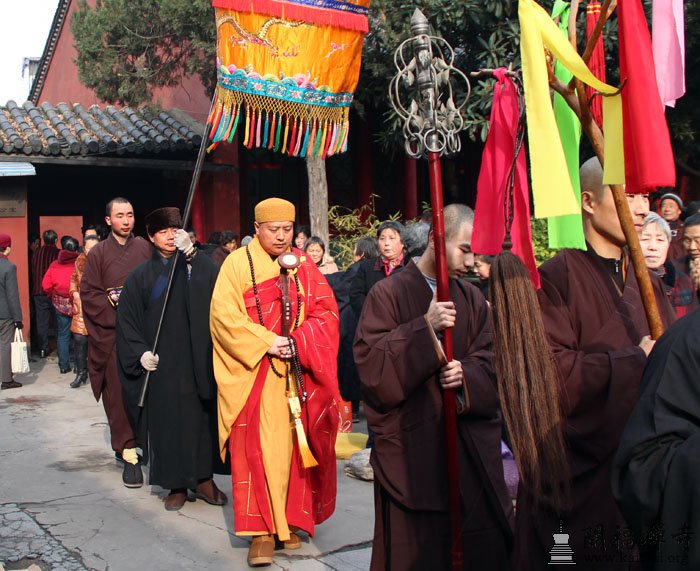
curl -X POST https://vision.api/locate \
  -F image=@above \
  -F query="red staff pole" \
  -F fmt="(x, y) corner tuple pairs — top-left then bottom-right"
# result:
(428, 150), (462, 569)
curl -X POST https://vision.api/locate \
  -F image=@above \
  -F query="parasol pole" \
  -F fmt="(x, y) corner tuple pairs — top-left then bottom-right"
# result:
(137, 97), (215, 407)
(389, 9), (471, 568)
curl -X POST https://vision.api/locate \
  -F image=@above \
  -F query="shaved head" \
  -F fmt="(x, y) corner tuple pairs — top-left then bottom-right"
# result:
(580, 156), (606, 198)
(418, 203), (475, 279)
(444, 203), (475, 239)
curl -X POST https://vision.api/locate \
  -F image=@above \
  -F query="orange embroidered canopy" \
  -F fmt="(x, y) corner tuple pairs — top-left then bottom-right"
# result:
(208, 0), (370, 157)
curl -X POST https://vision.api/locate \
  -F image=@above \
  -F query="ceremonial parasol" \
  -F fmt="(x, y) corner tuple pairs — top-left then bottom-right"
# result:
(139, 0), (370, 406)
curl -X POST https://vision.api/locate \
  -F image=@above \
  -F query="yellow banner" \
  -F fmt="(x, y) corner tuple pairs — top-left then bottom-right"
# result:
(519, 0), (624, 218)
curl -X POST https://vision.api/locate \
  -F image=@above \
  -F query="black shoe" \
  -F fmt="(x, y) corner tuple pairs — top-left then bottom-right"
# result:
(40, 350), (48, 358)
(69, 371), (88, 388)
(1, 380), (22, 390)
(122, 462), (143, 488)
(59, 367), (71, 374)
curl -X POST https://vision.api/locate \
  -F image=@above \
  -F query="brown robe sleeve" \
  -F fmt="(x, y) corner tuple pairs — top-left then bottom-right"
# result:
(80, 242), (116, 333)
(354, 279), (444, 413)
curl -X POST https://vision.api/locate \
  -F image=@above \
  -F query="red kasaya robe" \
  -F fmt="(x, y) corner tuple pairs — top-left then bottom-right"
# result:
(210, 237), (339, 541)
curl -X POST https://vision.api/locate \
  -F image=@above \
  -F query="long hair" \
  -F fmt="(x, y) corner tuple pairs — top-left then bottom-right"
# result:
(490, 251), (570, 512)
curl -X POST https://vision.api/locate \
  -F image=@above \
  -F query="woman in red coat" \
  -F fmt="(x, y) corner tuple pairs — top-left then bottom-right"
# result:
(42, 237), (79, 374)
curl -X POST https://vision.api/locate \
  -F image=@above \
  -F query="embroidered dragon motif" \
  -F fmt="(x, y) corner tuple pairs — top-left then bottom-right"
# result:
(217, 15), (309, 57)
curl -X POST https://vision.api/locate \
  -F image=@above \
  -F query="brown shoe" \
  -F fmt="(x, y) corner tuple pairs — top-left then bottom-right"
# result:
(191, 478), (228, 506)
(283, 531), (301, 550)
(164, 489), (188, 511)
(247, 534), (274, 567)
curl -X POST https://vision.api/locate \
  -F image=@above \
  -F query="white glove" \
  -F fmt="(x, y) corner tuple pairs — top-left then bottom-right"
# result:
(174, 229), (194, 254)
(140, 351), (159, 372)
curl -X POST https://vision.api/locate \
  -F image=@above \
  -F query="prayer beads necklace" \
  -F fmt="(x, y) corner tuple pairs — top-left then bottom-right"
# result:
(246, 245), (302, 379)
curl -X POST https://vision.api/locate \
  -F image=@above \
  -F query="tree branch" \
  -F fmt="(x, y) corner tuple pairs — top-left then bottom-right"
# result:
(121, 24), (167, 41)
(568, 0), (580, 49)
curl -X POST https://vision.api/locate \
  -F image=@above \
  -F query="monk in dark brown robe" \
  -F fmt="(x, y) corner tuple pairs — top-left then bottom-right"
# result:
(80, 197), (152, 487)
(515, 158), (676, 570)
(354, 204), (513, 571)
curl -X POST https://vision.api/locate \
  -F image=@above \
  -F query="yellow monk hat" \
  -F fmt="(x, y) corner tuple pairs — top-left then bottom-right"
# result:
(254, 198), (295, 223)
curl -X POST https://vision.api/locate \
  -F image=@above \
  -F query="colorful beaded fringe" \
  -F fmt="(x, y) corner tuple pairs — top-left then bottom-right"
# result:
(207, 86), (350, 157)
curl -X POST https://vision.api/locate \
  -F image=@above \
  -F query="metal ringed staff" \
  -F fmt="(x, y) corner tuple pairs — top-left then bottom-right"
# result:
(137, 98), (215, 408)
(389, 9), (471, 569)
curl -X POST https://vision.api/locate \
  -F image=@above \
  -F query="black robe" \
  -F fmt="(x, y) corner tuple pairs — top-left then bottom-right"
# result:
(327, 261), (362, 404)
(354, 261), (513, 570)
(516, 248), (677, 571)
(612, 309), (700, 570)
(116, 252), (224, 490)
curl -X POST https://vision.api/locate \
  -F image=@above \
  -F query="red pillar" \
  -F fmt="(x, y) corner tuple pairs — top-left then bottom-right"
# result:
(356, 119), (373, 209)
(190, 183), (205, 239)
(1, 184), (29, 345)
(679, 174), (690, 204)
(403, 156), (418, 220)
(205, 140), (240, 239)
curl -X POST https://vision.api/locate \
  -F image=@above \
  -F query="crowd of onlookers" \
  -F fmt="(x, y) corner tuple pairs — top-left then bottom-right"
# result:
(2, 191), (698, 395)
(640, 192), (700, 317)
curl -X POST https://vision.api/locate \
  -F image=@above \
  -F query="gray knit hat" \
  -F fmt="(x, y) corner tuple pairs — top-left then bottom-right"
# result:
(659, 192), (684, 209)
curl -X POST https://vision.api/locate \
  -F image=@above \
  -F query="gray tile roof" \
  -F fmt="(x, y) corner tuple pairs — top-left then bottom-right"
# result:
(0, 100), (204, 158)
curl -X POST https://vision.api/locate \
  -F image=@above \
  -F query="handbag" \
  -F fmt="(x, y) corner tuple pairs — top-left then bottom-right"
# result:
(51, 294), (72, 316)
(11, 328), (30, 374)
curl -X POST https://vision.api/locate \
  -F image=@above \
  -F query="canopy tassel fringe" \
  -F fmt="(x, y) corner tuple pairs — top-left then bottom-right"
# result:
(207, 86), (349, 158)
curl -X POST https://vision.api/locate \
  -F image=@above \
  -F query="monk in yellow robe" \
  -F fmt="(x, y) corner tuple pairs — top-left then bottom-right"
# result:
(210, 198), (340, 567)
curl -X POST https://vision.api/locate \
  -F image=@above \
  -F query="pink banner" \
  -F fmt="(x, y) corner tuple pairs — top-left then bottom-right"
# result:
(652, 0), (686, 108)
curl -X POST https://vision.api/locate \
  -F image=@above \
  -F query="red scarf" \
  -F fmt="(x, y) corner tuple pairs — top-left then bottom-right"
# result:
(381, 252), (404, 277)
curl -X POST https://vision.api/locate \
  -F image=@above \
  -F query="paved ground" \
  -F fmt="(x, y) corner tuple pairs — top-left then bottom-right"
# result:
(0, 358), (374, 571)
